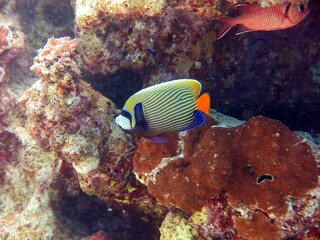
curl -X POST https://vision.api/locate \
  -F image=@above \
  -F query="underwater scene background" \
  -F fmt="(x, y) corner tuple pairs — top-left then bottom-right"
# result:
(0, 0), (319, 239)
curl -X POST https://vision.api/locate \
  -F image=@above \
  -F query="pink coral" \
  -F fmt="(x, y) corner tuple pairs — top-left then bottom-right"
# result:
(0, 24), (24, 66)
(88, 231), (111, 240)
(31, 37), (79, 81)
(21, 37), (105, 173)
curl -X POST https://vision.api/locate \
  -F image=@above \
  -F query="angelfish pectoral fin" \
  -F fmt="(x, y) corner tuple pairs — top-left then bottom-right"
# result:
(180, 110), (206, 132)
(134, 102), (149, 131)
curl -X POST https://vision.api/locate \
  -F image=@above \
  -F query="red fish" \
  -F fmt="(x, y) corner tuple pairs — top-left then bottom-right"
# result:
(216, 2), (310, 40)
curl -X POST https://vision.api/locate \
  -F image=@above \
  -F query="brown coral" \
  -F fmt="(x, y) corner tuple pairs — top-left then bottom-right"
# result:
(233, 211), (283, 240)
(134, 119), (233, 212)
(134, 116), (318, 216)
(226, 116), (318, 217)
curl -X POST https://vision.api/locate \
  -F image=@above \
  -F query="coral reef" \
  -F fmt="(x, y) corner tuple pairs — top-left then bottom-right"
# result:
(17, 36), (165, 239)
(20, 37), (101, 174)
(75, 0), (320, 133)
(75, 0), (220, 83)
(0, 93), (87, 239)
(0, 24), (24, 65)
(134, 114), (319, 238)
(0, 14), (25, 106)
(0, 0), (319, 239)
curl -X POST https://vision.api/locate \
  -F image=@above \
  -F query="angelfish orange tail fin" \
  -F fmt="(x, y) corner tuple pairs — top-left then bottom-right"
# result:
(216, 17), (237, 40)
(197, 92), (210, 115)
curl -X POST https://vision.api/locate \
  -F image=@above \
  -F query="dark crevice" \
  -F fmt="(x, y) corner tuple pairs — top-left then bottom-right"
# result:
(257, 174), (274, 184)
(83, 70), (143, 108)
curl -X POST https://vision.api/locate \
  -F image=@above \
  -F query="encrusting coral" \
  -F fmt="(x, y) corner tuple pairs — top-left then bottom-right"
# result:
(134, 114), (319, 238)
(134, 116), (317, 213)
(18, 37), (166, 238)
(226, 116), (317, 217)
(20, 37), (126, 174)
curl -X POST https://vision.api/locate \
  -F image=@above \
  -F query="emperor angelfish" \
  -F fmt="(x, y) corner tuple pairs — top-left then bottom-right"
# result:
(115, 79), (210, 139)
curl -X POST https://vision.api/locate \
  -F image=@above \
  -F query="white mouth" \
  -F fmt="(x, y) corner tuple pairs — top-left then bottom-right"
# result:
(115, 115), (132, 130)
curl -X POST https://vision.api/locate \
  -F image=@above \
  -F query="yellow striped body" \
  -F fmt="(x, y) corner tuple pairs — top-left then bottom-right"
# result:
(116, 79), (210, 138)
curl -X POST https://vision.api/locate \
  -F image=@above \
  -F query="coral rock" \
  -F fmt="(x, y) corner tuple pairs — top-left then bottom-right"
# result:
(233, 211), (282, 240)
(226, 116), (318, 217)
(74, 0), (320, 134)
(159, 211), (198, 240)
(20, 37), (119, 174)
(75, 0), (220, 80)
(134, 116), (317, 215)
(0, 24), (25, 65)
(20, 38), (165, 233)
(134, 114), (318, 238)
(0, 120), (86, 239)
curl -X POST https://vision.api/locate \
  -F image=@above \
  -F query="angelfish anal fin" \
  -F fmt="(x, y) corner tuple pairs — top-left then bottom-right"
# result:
(146, 137), (167, 143)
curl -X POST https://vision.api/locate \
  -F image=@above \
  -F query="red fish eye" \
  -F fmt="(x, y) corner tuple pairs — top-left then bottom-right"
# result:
(298, 4), (305, 12)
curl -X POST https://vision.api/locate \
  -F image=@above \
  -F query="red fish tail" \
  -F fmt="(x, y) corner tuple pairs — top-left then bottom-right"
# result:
(215, 17), (237, 40)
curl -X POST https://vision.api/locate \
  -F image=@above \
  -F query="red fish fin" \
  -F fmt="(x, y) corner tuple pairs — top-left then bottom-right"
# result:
(235, 24), (252, 35)
(234, 3), (250, 10)
(197, 92), (210, 115)
(216, 17), (237, 40)
(234, 3), (254, 13)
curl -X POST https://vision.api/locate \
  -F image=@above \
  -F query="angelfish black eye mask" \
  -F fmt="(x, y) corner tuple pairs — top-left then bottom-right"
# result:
(121, 109), (132, 123)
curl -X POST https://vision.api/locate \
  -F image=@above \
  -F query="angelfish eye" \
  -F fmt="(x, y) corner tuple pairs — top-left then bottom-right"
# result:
(298, 4), (305, 12)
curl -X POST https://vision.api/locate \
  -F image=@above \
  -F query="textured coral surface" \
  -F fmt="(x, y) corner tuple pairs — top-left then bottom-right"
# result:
(134, 115), (319, 238)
